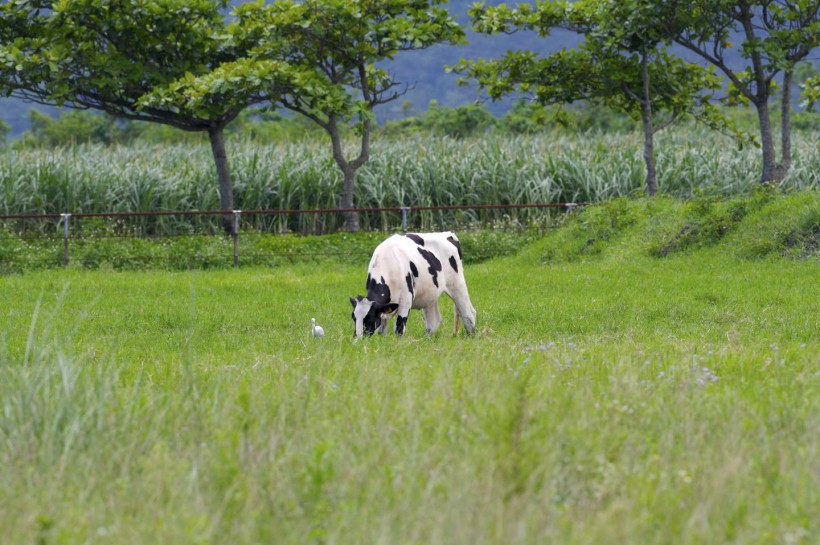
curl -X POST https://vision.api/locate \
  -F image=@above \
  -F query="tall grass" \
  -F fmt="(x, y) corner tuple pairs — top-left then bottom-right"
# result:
(1, 127), (818, 234)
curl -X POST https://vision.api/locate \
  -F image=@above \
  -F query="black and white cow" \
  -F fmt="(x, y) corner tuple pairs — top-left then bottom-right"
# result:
(350, 231), (477, 337)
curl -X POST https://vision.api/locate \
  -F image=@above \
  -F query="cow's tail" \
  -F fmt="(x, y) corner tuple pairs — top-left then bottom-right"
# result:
(453, 301), (461, 336)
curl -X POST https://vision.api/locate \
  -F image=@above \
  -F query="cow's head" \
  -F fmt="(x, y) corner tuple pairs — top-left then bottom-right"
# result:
(350, 296), (399, 337)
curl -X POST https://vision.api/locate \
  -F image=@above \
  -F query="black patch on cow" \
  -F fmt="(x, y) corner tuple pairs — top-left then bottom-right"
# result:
(449, 255), (458, 273)
(409, 261), (419, 278)
(405, 272), (414, 295)
(446, 235), (462, 260)
(417, 247), (443, 287)
(360, 304), (383, 336)
(404, 233), (425, 246)
(396, 315), (408, 335)
(367, 275), (391, 304)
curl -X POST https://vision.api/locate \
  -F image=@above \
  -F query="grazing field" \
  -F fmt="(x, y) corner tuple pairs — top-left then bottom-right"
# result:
(1, 205), (817, 544)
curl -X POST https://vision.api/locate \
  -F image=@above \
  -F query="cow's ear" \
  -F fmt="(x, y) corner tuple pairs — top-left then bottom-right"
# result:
(350, 296), (358, 309)
(380, 303), (399, 317)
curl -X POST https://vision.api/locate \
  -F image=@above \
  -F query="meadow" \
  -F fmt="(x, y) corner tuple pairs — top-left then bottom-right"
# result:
(1, 193), (817, 544)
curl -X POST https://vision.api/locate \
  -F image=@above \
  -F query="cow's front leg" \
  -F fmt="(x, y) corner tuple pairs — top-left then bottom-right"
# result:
(422, 303), (443, 334)
(395, 313), (409, 336)
(394, 301), (412, 336)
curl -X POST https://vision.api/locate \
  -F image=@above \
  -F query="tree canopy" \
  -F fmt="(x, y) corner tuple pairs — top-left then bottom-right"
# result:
(240, 0), (465, 230)
(665, 0), (820, 182)
(1, 0), (286, 230)
(455, 0), (734, 195)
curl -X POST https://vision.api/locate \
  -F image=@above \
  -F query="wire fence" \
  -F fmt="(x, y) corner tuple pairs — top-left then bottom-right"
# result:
(0, 202), (587, 269)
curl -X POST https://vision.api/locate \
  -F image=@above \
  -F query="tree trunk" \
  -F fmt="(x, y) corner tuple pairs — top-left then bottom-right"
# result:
(775, 70), (794, 182)
(754, 99), (781, 184)
(340, 165), (360, 232)
(641, 112), (657, 196)
(640, 51), (657, 196)
(328, 120), (360, 232)
(208, 125), (235, 233)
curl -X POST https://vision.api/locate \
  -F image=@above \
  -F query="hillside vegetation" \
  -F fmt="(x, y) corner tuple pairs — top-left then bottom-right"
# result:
(2, 182), (817, 273)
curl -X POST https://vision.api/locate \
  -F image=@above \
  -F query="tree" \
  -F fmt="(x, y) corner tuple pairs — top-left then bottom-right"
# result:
(454, 0), (733, 195)
(25, 109), (115, 146)
(227, 0), (466, 231)
(665, 0), (820, 183)
(0, 0), (285, 231)
(422, 100), (495, 137)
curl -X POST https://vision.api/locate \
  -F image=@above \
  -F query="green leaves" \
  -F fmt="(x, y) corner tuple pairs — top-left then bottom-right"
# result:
(801, 74), (820, 110)
(456, 0), (723, 126)
(2, 0), (252, 129)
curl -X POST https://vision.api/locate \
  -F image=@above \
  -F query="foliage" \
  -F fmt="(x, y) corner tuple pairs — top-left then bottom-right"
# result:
(9, 107), (327, 147)
(458, 0), (726, 123)
(18, 109), (121, 147)
(672, 1), (820, 107)
(1, 128), (818, 236)
(422, 101), (495, 138)
(491, 101), (638, 135)
(493, 101), (555, 135)
(226, 108), (324, 141)
(802, 75), (820, 111)
(229, 0), (467, 128)
(2, 0), (239, 124)
(796, 60), (820, 112)
(385, 100), (496, 138)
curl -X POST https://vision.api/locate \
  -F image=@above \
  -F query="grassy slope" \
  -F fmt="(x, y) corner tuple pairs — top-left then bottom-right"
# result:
(0, 197), (818, 545)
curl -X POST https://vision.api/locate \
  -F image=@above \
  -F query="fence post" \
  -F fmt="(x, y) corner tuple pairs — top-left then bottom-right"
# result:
(61, 213), (71, 266)
(565, 203), (578, 213)
(232, 210), (241, 267)
(401, 207), (411, 234)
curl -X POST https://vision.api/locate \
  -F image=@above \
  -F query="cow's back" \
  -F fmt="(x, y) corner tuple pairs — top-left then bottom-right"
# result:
(367, 233), (462, 304)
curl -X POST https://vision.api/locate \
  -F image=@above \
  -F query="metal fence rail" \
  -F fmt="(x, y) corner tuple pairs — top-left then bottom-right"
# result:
(0, 202), (587, 268)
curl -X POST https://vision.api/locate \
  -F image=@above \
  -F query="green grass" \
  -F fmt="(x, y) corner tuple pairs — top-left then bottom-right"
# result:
(1, 217), (818, 544)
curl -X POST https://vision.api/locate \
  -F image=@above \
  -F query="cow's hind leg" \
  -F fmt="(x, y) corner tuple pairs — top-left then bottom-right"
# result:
(423, 303), (443, 334)
(453, 301), (461, 336)
(452, 293), (476, 335)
